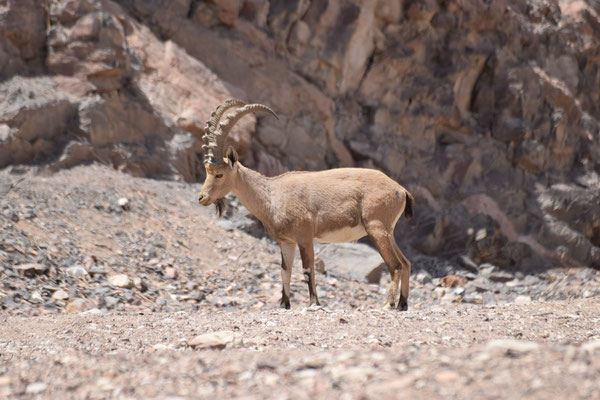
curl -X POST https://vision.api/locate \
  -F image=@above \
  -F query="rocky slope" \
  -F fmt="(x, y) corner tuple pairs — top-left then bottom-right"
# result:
(1, 0), (600, 270)
(3, 165), (598, 316)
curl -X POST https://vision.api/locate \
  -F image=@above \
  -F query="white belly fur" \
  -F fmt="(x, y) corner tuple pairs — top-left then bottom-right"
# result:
(315, 207), (404, 244)
(315, 224), (367, 244)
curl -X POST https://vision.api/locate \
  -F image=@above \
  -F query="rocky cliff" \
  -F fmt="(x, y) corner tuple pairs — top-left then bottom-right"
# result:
(1, 0), (599, 271)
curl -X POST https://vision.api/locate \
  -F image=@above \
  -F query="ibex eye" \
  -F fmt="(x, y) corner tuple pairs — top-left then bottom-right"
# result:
(215, 174), (223, 179)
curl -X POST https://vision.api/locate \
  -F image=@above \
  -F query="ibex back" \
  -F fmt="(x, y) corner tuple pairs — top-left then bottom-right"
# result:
(198, 100), (415, 310)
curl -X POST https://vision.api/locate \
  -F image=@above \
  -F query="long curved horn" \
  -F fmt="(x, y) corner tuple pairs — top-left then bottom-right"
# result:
(202, 99), (246, 164)
(204, 99), (246, 133)
(210, 103), (279, 164)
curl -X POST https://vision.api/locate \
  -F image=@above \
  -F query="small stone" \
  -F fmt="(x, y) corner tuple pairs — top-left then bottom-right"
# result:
(165, 267), (178, 279)
(83, 256), (95, 270)
(462, 293), (482, 304)
(117, 197), (130, 210)
(514, 295), (532, 305)
(0, 376), (12, 386)
(108, 274), (132, 288)
(486, 339), (539, 355)
(14, 263), (48, 277)
(482, 292), (497, 306)
(104, 296), (120, 308)
(66, 264), (88, 278)
(441, 275), (467, 288)
(479, 263), (496, 276)
(435, 370), (460, 383)
(189, 330), (243, 350)
(25, 382), (47, 394)
(52, 289), (69, 301)
(152, 343), (171, 351)
(65, 298), (90, 314)
(30, 291), (43, 302)
(415, 271), (432, 285)
(581, 340), (600, 352)
(133, 277), (147, 291)
(458, 255), (479, 273)
(217, 219), (236, 231)
(488, 270), (515, 282)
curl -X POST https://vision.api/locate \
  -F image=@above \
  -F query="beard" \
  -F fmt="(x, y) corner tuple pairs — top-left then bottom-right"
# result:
(214, 198), (227, 218)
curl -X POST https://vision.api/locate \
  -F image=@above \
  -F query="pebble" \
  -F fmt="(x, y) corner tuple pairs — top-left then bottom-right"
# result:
(108, 274), (132, 288)
(104, 296), (120, 308)
(415, 271), (432, 285)
(66, 264), (89, 278)
(581, 340), (600, 353)
(514, 295), (532, 305)
(25, 382), (47, 394)
(52, 289), (69, 301)
(441, 275), (467, 288)
(14, 263), (47, 277)
(457, 255), (479, 273)
(65, 299), (90, 314)
(133, 277), (147, 291)
(165, 267), (178, 279)
(189, 331), (243, 350)
(479, 264), (496, 276)
(30, 291), (43, 302)
(488, 270), (515, 283)
(482, 292), (497, 306)
(486, 339), (540, 355)
(117, 197), (130, 210)
(434, 370), (460, 383)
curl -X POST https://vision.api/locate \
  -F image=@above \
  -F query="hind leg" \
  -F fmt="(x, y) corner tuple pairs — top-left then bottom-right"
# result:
(366, 222), (402, 309)
(298, 239), (320, 306)
(279, 243), (295, 309)
(392, 242), (411, 311)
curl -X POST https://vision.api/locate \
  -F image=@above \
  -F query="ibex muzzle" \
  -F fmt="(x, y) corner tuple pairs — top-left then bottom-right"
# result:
(198, 100), (414, 310)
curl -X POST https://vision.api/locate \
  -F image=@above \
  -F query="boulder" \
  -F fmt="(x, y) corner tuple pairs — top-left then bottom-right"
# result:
(188, 330), (243, 350)
(316, 243), (386, 284)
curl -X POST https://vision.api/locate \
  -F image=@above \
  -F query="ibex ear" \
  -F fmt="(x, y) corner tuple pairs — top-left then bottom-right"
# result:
(224, 146), (238, 168)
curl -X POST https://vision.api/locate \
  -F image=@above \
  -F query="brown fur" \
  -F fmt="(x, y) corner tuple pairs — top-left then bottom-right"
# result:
(199, 148), (414, 310)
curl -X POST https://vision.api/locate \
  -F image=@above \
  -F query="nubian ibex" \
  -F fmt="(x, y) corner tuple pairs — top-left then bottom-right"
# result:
(198, 100), (415, 310)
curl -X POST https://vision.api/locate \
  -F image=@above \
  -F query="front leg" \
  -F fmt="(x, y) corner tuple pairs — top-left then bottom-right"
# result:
(279, 243), (296, 309)
(299, 240), (320, 306)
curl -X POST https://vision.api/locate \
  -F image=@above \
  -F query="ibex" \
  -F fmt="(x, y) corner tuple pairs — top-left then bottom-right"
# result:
(198, 100), (415, 310)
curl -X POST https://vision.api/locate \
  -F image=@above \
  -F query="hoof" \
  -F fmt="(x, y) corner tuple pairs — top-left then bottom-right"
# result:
(309, 295), (320, 307)
(397, 301), (408, 311)
(383, 304), (393, 310)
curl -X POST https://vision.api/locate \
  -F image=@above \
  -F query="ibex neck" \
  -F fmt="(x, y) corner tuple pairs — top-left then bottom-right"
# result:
(232, 164), (272, 224)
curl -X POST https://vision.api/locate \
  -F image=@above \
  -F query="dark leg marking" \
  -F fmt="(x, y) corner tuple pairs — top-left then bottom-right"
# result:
(397, 294), (408, 311)
(304, 271), (320, 306)
(280, 288), (290, 309)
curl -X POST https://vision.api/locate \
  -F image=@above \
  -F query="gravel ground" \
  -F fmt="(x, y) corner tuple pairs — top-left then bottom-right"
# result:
(1, 165), (599, 399)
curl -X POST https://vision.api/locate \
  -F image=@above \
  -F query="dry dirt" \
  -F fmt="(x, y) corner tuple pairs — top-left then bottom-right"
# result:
(1, 165), (599, 399)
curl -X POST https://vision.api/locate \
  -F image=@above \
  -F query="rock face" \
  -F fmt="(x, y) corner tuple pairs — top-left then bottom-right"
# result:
(1, 0), (600, 271)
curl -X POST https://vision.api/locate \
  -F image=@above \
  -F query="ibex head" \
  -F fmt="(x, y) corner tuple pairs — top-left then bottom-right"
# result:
(198, 100), (278, 214)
